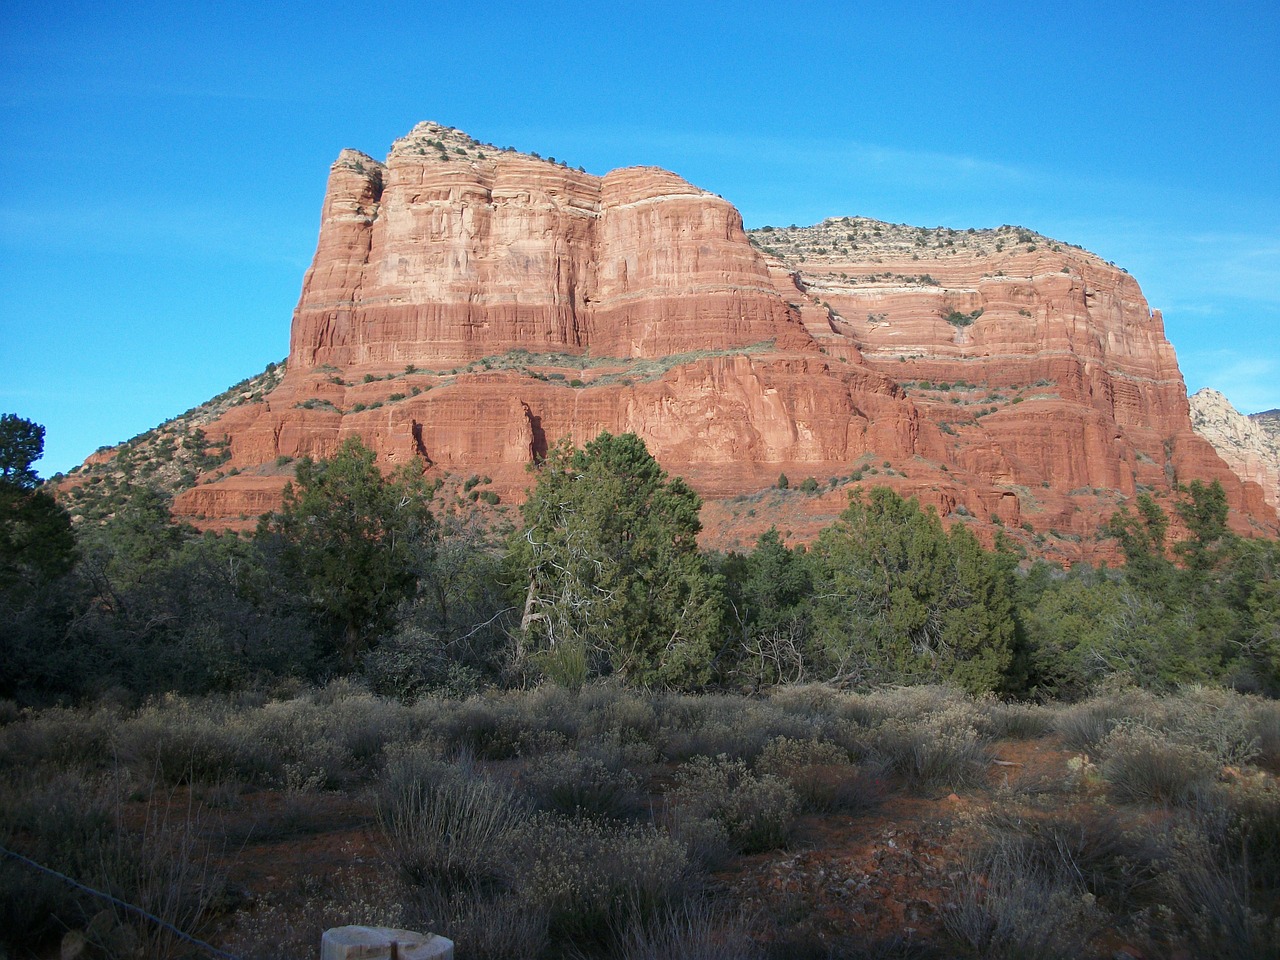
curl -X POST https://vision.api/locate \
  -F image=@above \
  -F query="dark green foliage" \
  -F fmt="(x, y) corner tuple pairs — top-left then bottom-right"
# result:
(809, 488), (1017, 693)
(76, 522), (316, 697)
(945, 308), (983, 327)
(365, 513), (514, 699)
(1021, 480), (1280, 695)
(1, 480), (74, 593)
(0, 413), (45, 489)
(259, 438), (436, 667)
(1106, 492), (1174, 594)
(1020, 568), (1203, 696)
(513, 432), (722, 687)
(0, 417), (80, 700)
(0, 414), (74, 593)
(717, 529), (815, 687)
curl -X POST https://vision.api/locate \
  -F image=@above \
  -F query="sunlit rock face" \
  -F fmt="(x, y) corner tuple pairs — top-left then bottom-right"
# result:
(162, 122), (1277, 562)
(1191, 388), (1280, 513)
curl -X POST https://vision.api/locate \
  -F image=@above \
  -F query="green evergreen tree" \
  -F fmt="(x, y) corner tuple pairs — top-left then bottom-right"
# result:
(717, 529), (815, 686)
(0, 413), (46, 489)
(0, 414), (74, 593)
(513, 432), (721, 687)
(1105, 492), (1175, 594)
(258, 438), (435, 668)
(809, 487), (1015, 693)
(1173, 479), (1230, 577)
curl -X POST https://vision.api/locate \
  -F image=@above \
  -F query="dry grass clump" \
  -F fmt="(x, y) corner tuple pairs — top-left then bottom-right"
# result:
(0, 702), (125, 771)
(1098, 723), (1219, 805)
(1218, 781), (1280, 891)
(872, 707), (990, 792)
(612, 899), (764, 960)
(980, 700), (1053, 739)
(0, 767), (228, 960)
(396, 807), (692, 957)
(0, 769), (114, 950)
(755, 735), (885, 813)
(1157, 685), (1263, 766)
(377, 747), (524, 892)
(1052, 685), (1267, 766)
(378, 732), (692, 955)
(95, 790), (230, 959)
(223, 865), (410, 960)
(1252, 698), (1280, 773)
(945, 807), (1170, 959)
(1137, 776), (1280, 958)
(576, 684), (661, 745)
(406, 880), (549, 960)
(426, 690), (576, 759)
(945, 832), (1105, 959)
(668, 755), (799, 854)
(1163, 824), (1280, 960)
(756, 735), (849, 774)
(105, 684), (418, 789)
(114, 695), (260, 785)
(507, 814), (692, 947)
(1051, 689), (1157, 753)
(979, 808), (1169, 911)
(5, 681), (1278, 958)
(522, 748), (645, 820)
(836, 685), (966, 728)
(658, 694), (819, 763)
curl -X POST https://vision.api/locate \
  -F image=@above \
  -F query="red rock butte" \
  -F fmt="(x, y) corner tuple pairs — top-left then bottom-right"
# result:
(160, 121), (1276, 561)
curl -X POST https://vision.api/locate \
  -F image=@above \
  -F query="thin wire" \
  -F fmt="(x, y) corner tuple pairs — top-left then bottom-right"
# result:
(0, 844), (244, 960)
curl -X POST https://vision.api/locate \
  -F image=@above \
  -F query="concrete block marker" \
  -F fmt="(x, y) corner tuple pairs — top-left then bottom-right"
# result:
(321, 925), (454, 960)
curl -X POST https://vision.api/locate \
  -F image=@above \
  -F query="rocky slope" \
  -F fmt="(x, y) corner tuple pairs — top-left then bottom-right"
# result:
(1190, 388), (1280, 512)
(1254, 408), (1280, 444)
(63, 122), (1278, 562)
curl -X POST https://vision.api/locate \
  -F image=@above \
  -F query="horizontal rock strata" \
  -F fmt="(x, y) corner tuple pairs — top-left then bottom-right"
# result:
(103, 120), (1273, 562)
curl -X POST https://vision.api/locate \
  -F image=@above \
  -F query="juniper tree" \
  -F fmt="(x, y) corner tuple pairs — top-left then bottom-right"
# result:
(258, 438), (435, 668)
(513, 432), (721, 687)
(809, 487), (1016, 693)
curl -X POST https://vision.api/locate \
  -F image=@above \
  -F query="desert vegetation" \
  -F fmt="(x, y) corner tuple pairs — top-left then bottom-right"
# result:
(3, 414), (1280, 956)
(2, 684), (1278, 958)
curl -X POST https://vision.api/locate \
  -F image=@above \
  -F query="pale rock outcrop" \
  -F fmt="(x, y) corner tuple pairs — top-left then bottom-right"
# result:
(1190, 388), (1280, 513)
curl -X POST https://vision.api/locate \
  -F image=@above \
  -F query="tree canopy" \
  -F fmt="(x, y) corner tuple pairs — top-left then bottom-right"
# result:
(258, 438), (435, 668)
(0, 414), (74, 593)
(809, 487), (1017, 693)
(0, 413), (46, 489)
(514, 432), (721, 687)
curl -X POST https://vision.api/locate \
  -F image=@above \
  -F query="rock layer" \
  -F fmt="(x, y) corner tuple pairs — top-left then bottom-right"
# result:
(1190, 388), (1280, 512)
(289, 123), (808, 371)
(130, 121), (1277, 562)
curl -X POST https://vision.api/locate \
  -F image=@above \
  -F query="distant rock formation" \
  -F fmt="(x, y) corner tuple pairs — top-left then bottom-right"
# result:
(65, 121), (1277, 562)
(1190, 388), (1280, 512)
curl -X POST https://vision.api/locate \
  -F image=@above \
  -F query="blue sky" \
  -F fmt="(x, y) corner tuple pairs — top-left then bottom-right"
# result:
(3, 1), (1277, 477)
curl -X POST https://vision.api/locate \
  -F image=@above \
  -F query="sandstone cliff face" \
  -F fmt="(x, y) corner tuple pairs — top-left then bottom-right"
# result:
(1190, 388), (1280, 512)
(289, 123), (808, 371)
(146, 122), (1278, 562)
